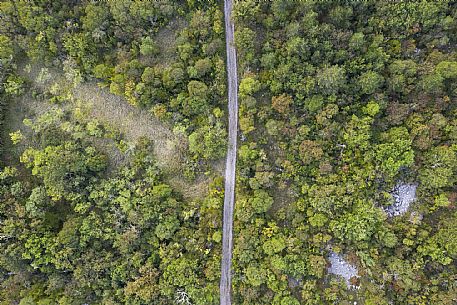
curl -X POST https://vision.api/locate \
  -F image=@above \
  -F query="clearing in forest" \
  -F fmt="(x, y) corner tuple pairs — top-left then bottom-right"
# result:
(3, 61), (208, 200)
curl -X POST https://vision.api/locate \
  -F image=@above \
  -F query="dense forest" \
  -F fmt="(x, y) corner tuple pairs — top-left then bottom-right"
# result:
(0, 0), (457, 304)
(232, 1), (457, 304)
(0, 0), (226, 304)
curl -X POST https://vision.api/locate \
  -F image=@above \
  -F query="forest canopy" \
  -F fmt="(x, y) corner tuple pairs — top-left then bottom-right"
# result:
(0, 0), (457, 305)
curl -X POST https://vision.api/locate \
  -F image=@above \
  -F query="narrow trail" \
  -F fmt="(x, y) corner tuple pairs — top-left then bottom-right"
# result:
(220, 0), (239, 304)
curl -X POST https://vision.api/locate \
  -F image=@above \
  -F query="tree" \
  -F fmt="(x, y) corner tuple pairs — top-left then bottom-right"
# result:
(358, 71), (384, 95)
(419, 145), (457, 189)
(421, 73), (444, 94)
(155, 216), (180, 240)
(316, 65), (346, 95)
(245, 265), (267, 287)
(139, 36), (159, 56)
(330, 201), (385, 243)
(263, 236), (286, 255)
(188, 123), (227, 160)
(239, 76), (261, 99)
(278, 296), (300, 305)
(93, 64), (114, 79)
(308, 255), (327, 278)
(271, 94), (292, 114)
(250, 189), (274, 214)
(187, 80), (208, 98)
(163, 67), (185, 89)
(436, 61), (457, 79)
(63, 32), (98, 73)
(25, 187), (48, 217)
(299, 140), (323, 165)
(193, 58), (212, 78)
(20, 142), (107, 201)
(349, 32), (365, 51)
(0, 34), (14, 60)
(418, 212), (457, 265)
(4, 75), (25, 96)
(374, 127), (414, 178)
(387, 60), (417, 94)
(9, 130), (24, 144)
(265, 119), (283, 136)
(235, 27), (256, 63)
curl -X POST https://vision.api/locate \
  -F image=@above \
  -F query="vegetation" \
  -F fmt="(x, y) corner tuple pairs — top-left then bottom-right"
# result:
(232, 1), (457, 304)
(0, 0), (457, 304)
(0, 0), (225, 304)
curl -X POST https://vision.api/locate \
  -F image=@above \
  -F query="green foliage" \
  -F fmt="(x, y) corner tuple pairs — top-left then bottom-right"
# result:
(2, 0), (457, 303)
(358, 71), (384, 95)
(139, 36), (159, 56)
(263, 236), (286, 255)
(309, 213), (328, 228)
(330, 202), (385, 243)
(9, 130), (24, 144)
(239, 76), (261, 99)
(362, 101), (380, 117)
(93, 64), (114, 79)
(418, 212), (457, 265)
(419, 145), (457, 189)
(0, 34), (14, 61)
(21, 142), (107, 200)
(421, 73), (444, 94)
(4, 74), (25, 96)
(187, 80), (208, 98)
(245, 265), (267, 286)
(251, 189), (274, 214)
(316, 65), (346, 95)
(374, 127), (414, 178)
(436, 61), (457, 79)
(155, 216), (180, 240)
(188, 122), (227, 160)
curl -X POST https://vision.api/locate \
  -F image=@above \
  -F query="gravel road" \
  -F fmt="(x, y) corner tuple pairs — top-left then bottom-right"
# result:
(220, 0), (238, 304)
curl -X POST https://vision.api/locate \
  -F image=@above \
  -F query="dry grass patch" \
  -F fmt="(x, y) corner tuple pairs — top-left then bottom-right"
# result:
(7, 61), (210, 201)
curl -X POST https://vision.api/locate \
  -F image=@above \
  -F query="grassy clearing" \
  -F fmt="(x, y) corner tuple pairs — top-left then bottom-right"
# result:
(4, 61), (210, 201)
(2, 92), (55, 165)
(154, 17), (187, 66)
(73, 81), (183, 170)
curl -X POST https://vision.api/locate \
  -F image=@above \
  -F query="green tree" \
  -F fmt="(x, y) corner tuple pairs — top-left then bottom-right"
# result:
(374, 127), (414, 178)
(0, 34), (14, 60)
(20, 142), (107, 201)
(436, 61), (457, 79)
(155, 216), (180, 240)
(245, 265), (267, 287)
(330, 201), (385, 243)
(358, 71), (384, 95)
(140, 36), (159, 56)
(316, 65), (346, 95)
(187, 80), (208, 98)
(250, 189), (274, 214)
(263, 236), (286, 255)
(239, 76), (261, 99)
(188, 123), (227, 160)
(419, 145), (457, 189)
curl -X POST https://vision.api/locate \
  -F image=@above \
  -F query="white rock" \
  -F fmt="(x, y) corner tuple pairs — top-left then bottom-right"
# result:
(384, 183), (417, 217)
(328, 251), (359, 288)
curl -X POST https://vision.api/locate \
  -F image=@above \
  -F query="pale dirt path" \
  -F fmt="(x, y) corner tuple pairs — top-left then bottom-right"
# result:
(220, 0), (239, 303)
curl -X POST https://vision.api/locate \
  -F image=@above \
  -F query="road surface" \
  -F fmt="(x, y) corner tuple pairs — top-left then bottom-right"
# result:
(220, 0), (238, 304)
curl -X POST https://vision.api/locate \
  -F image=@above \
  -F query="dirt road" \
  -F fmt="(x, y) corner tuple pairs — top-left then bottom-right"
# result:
(220, 0), (239, 304)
